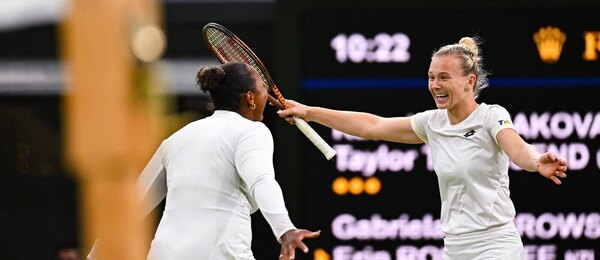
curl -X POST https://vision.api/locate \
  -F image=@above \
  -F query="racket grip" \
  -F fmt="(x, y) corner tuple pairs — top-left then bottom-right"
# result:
(293, 117), (336, 160)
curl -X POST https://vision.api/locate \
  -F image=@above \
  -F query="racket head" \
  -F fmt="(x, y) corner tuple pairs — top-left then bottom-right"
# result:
(203, 24), (336, 160)
(202, 23), (277, 96)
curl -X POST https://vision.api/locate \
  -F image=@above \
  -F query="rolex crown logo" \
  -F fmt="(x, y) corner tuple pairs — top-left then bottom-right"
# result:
(533, 26), (566, 64)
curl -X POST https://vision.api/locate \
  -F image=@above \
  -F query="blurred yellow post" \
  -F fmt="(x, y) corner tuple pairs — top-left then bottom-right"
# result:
(61, 0), (165, 259)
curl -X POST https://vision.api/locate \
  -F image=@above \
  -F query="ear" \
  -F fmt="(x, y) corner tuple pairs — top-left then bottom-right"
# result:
(245, 90), (255, 105)
(467, 74), (477, 90)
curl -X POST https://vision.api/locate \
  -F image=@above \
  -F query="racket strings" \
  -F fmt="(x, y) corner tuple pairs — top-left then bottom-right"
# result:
(203, 23), (336, 160)
(205, 28), (272, 91)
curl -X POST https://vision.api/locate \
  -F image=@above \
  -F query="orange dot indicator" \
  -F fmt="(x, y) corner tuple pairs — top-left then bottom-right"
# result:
(314, 248), (330, 260)
(348, 176), (364, 195)
(364, 176), (381, 195)
(332, 177), (349, 195)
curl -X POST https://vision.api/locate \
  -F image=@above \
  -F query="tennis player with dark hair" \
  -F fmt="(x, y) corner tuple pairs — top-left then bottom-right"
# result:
(278, 37), (567, 259)
(136, 62), (320, 259)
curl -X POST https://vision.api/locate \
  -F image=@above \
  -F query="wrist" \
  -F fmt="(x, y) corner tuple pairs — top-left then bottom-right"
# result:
(532, 157), (540, 172)
(279, 228), (296, 241)
(305, 106), (318, 122)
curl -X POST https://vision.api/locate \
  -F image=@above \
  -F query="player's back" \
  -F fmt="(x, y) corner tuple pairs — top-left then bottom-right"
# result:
(147, 110), (262, 260)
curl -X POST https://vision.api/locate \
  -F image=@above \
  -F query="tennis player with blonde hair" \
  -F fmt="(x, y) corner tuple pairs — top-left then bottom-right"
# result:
(278, 37), (567, 259)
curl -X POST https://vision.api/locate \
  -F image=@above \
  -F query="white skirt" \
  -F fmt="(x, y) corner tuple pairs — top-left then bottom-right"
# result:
(443, 221), (525, 260)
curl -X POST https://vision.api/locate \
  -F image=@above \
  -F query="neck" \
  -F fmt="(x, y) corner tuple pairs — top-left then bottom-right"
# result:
(447, 99), (479, 125)
(239, 107), (263, 121)
(238, 107), (253, 120)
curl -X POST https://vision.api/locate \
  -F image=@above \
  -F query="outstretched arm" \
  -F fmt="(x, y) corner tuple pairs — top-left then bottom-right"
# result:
(277, 100), (422, 144)
(236, 124), (321, 259)
(497, 128), (567, 184)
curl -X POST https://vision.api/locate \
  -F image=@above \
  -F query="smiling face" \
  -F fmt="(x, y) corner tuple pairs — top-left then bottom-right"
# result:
(428, 55), (477, 112)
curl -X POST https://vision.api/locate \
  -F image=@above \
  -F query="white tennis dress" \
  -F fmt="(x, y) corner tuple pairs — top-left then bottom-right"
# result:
(410, 103), (525, 259)
(137, 110), (295, 260)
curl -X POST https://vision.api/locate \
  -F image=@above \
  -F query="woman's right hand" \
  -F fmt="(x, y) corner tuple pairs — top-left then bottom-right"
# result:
(277, 100), (310, 124)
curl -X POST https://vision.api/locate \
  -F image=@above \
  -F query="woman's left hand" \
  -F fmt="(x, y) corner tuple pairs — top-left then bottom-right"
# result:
(536, 152), (568, 185)
(279, 229), (321, 260)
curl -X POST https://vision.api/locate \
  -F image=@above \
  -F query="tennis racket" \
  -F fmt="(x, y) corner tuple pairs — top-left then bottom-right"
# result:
(202, 22), (336, 160)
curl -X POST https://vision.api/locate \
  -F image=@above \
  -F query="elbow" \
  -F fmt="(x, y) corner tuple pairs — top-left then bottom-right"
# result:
(248, 173), (275, 194)
(361, 120), (384, 140)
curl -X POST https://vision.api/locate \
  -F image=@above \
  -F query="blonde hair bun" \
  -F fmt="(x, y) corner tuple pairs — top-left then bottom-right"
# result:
(459, 37), (479, 57)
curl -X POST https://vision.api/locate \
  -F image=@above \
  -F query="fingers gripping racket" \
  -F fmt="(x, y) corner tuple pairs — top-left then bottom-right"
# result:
(202, 22), (336, 160)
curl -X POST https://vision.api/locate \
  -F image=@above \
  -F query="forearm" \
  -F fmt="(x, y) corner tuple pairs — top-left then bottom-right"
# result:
(498, 127), (567, 184)
(252, 176), (296, 242)
(306, 107), (381, 139)
(513, 144), (541, 172)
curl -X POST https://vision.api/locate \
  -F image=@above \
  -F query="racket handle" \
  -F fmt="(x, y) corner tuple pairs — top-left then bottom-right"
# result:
(293, 117), (336, 160)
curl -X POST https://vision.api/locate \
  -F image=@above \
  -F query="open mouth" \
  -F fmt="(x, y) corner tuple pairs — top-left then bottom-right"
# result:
(435, 94), (448, 102)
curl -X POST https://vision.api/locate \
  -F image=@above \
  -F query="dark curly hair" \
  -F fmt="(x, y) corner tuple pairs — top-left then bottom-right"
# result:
(196, 62), (256, 112)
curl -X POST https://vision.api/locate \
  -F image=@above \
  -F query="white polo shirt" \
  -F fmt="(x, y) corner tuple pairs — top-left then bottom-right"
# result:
(410, 103), (517, 235)
(138, 110), (295, 259)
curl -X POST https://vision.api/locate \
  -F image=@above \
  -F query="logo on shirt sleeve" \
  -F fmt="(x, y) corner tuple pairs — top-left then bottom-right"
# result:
(498, 119), (512, 126)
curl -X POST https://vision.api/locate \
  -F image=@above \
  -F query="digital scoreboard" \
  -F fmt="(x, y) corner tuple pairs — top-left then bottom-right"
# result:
(298, 8), (600, 260)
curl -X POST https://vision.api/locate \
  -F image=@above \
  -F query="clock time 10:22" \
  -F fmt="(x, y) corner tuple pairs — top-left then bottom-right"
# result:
(330, 33), (412, 64)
